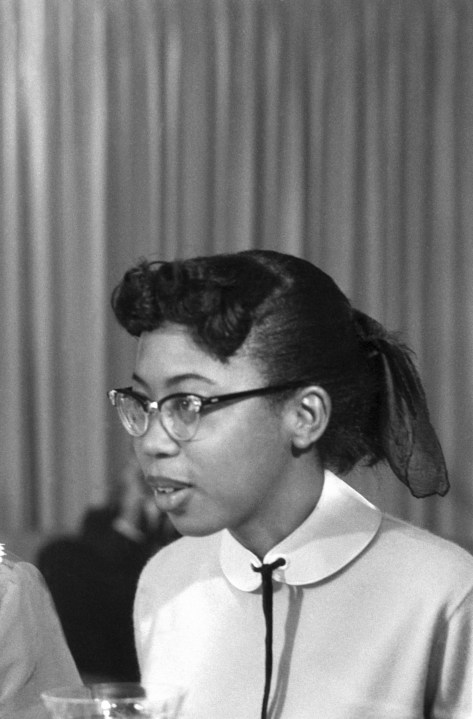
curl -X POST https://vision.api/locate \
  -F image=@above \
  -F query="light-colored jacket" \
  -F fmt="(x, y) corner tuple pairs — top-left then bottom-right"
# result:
(0, 545), (81, 719)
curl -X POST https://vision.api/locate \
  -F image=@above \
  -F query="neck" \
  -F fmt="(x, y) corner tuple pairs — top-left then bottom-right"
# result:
(231, 463), (325, 559)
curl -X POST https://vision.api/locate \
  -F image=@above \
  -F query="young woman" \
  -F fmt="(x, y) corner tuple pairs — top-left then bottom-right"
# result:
(108, 250), (472, 719)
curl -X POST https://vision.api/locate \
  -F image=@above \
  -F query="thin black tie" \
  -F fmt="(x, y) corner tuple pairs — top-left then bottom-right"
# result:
(252, 557), (286, 719)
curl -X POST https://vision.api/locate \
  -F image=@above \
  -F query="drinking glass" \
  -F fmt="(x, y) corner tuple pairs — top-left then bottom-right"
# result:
(41, 681), (185, 719)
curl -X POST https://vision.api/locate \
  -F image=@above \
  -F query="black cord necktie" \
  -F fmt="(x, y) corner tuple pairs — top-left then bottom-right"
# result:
(252, 557), (286, 719)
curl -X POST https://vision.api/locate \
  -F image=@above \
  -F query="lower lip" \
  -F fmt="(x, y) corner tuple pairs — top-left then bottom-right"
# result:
(153, 486), (192, 513)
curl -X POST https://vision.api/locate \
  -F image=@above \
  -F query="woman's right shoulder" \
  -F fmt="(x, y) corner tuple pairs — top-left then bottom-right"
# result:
(139, 533), (222, 586)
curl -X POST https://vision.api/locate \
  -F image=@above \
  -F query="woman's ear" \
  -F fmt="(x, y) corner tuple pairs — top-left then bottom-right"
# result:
(290, 386), (331, 451)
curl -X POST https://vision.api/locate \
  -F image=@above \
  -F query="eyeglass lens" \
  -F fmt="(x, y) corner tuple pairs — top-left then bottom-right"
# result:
(117, 394), (147, 436)
(116, 392), (201, 440)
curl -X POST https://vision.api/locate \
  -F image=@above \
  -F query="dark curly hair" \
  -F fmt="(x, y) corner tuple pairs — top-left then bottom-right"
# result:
(111, 249), (448, 496)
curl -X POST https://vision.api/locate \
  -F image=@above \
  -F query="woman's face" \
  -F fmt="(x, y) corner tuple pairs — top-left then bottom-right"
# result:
(131, 323), (318, 555)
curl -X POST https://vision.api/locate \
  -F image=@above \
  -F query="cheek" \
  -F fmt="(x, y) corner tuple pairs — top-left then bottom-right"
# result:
(204, 414), (270, 461)
(196, 417), (288, 489)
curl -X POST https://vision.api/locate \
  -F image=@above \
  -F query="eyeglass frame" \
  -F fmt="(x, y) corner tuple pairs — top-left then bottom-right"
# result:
(107, 381), (308, 440)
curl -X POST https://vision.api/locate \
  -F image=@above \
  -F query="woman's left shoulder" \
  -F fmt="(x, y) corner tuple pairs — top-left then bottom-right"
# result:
(377, 515), (473, 597)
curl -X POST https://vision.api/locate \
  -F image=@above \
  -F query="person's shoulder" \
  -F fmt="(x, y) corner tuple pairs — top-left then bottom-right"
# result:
(0, 544), (38, 575)
(0, 544), (44, 601)
(377, 514), (473, 599)
(141, 532), (222, 581)
(145, 532), (222, 569)
(381, 514), (473, 562)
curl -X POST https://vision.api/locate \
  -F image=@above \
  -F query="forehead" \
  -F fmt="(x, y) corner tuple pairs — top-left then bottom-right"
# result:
(134, 323), (263, 391)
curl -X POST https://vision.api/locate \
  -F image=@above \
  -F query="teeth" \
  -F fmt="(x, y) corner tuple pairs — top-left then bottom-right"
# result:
(156, 487), (175, 494)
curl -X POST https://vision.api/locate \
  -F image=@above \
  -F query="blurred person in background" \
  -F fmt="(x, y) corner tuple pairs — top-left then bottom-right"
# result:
(37, 452), (179, 682)
(0, 543), (80, 718)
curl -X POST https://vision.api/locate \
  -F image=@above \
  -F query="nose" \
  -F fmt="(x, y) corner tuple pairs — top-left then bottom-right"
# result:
(136, 412), (180, 457)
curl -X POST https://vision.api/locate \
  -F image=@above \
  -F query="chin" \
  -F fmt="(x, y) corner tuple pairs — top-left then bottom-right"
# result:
(169, 514), (226, 538)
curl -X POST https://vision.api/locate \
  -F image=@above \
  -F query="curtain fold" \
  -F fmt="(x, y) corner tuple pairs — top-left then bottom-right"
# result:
(0, 0), (472, 549)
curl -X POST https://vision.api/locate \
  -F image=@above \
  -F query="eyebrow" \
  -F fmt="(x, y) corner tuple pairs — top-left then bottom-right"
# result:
(131, 371), (216, 390)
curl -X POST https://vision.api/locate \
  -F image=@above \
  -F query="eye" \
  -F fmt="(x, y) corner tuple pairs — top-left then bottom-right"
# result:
(177, 395), (201, 412)
(169, 395), (202, 424)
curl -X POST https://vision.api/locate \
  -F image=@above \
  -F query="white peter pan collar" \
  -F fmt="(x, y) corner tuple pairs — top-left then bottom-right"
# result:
(220, 470), (382, 591)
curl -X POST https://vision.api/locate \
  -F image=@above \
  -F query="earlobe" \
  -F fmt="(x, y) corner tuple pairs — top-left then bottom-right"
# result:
(291, 387), (331, 450)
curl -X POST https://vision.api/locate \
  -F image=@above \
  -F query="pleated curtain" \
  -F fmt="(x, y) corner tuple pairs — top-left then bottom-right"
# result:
(0, 0), (472, 549)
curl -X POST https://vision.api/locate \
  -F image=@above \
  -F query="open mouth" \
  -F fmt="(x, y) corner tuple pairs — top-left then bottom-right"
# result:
(149, 478), (192, 512)
(147, 474), (189, 491)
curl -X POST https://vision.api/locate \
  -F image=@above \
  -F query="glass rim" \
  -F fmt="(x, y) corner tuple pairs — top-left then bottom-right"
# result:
(41, 682), (147, 703)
